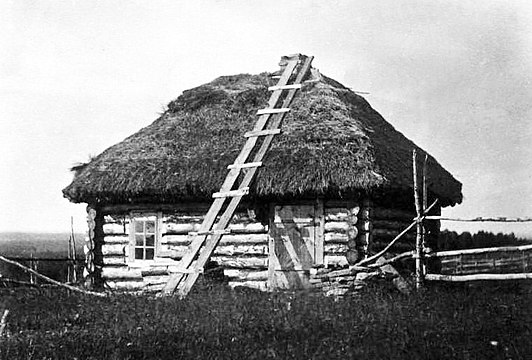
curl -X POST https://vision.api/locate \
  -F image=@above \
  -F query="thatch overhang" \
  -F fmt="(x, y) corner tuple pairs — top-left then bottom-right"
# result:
(63, 70), (463, 208)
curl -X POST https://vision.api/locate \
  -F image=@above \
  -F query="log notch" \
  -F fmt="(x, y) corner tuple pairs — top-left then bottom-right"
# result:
(356, 198), (372, 260)
(85, 206), (104, 289)
(323, 200), (360, 267)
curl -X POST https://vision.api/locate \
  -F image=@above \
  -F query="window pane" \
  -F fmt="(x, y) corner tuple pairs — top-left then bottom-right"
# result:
(135, 234), (144, 246)
(135, 248), (144, 260)
(145, 234), (155, 247)
(145, 221), (155, 233)
(145, 248), (154, 260)
(135, 221), (144, 233)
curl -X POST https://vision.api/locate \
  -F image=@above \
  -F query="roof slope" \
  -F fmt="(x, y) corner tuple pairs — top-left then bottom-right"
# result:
(63, 70), (462, 207)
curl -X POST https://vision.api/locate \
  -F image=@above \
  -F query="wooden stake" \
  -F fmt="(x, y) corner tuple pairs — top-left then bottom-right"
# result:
(413, 150), (423, 290)
(422, 154), (428, 275)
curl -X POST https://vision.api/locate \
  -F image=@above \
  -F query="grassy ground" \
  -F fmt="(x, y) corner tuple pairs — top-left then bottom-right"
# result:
(1, 280), (531, 360)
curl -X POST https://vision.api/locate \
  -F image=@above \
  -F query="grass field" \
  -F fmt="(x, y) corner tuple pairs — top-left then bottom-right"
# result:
(1, 279), (531, 360)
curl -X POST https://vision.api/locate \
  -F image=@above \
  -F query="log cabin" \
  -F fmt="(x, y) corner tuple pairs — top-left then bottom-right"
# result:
(63, 57), (462, 292)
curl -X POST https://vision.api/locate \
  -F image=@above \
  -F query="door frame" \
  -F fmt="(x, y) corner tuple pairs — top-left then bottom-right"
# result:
(267, 198), (324, 289)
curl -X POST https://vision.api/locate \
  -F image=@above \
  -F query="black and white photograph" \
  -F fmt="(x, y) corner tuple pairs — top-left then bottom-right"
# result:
(1, 1), (531, 358)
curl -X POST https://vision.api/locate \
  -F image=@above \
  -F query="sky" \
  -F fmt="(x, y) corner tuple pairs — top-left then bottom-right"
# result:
(1, 0), (532, 237)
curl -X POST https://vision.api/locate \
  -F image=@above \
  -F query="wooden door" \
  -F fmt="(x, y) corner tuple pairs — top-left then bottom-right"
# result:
(269, 203), (323, 289)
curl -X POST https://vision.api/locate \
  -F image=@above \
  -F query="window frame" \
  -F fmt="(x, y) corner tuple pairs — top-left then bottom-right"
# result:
(128, 211), (163, 264)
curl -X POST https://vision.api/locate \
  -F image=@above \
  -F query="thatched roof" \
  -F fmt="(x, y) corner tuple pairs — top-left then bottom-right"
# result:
(63, 67), (462, 207)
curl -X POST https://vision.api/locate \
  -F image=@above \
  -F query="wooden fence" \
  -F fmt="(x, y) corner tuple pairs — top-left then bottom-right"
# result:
(356, 150), (532, 289)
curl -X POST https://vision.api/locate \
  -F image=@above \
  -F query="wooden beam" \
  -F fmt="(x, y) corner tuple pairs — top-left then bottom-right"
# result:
(428, 244), (532, 257)
(425, 273), (532, 282)
(268, 84), (302, 91)
(424, 216), (532, 222)
(244, 129), (281, 138)
(227, 162), (262, 169)
(413, 149), (423, 290)
(212, 188), (249, 198)
(256, 108), (290, 115)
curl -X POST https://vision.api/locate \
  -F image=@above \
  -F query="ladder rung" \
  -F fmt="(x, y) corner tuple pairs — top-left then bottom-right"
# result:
(189, 229), (231, 236)
(257, 108), (290, 115)
(212, 188), (249, 198)
(268, 84), (302, 91)
(227, 161), (263, 169)
(170, 268), (204, 274)
(244, 129), (281, 138)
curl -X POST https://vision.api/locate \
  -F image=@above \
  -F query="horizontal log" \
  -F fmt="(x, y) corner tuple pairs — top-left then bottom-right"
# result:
(372, 228), (416, 240)
(373, 207), (415, 221)
(372, 220), (413, 231)
(223, 269), (269, 281)
(425, 216), (532, 223)
(105, 280), (144, 291)
(227, 280), (267, 291)
(102, 256), (127, 266)
(104, 215), (128, 224)
(214, 244), (268, 256)
(228, 223), (268, 233)
(371, 242), (413, 252)
(325, 209), (349, 222)
(141, 266), (171, 276)
(103, 235), (129, 244)
(159, 243), (269, 258)
(426, 273), (532, 282)
(158, 249), (185, 260)
(324, 255), (348, 267)
(325, 288), (350, 297)
(101, 267), (142, 280)
(324, 221), (349, 232)
(210, 256), (268, 269)
(165, 223), (201, 234)
(324, 232), (348, 243)
(102, 244), (127, 256)
(324, 243), (348, 254)
(430, 244), (532, 258)
(161, 233), (269, 246)
(312, 267), (361, 279)
(103, 223), (127, 235)
(162, 215), (203, 224)
(143, 275), (169, 286)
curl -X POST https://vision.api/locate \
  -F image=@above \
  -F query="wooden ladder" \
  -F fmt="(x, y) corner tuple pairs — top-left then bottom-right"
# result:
(161, 54), (314, 297)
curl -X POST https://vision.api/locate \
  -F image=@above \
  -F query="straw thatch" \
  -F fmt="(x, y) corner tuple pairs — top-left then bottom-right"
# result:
(63, 68), (462, 207)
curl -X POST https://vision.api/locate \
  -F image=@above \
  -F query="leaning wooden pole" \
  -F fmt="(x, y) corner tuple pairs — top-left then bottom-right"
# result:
(0, 254), (106, 297)
(413, 150), (424, 290)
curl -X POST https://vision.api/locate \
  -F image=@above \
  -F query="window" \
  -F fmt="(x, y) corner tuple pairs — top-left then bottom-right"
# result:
(129, 213), (161, 262)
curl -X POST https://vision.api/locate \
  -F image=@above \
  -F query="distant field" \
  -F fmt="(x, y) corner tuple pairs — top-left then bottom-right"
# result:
(0, 232), (85, 283)
(0, 232), (85, 258)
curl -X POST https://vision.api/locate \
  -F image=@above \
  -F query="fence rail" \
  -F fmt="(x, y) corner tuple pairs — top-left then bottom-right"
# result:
(356, 149), (532, 289)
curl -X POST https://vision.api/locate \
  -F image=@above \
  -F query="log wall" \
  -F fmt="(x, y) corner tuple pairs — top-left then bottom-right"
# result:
(97, 205), (269, 292)
(371, 207), (417, 254)
(323, 200), (361, 267)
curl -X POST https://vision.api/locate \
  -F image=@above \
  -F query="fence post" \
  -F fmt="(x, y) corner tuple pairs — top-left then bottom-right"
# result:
(413, 150), (424, 290)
